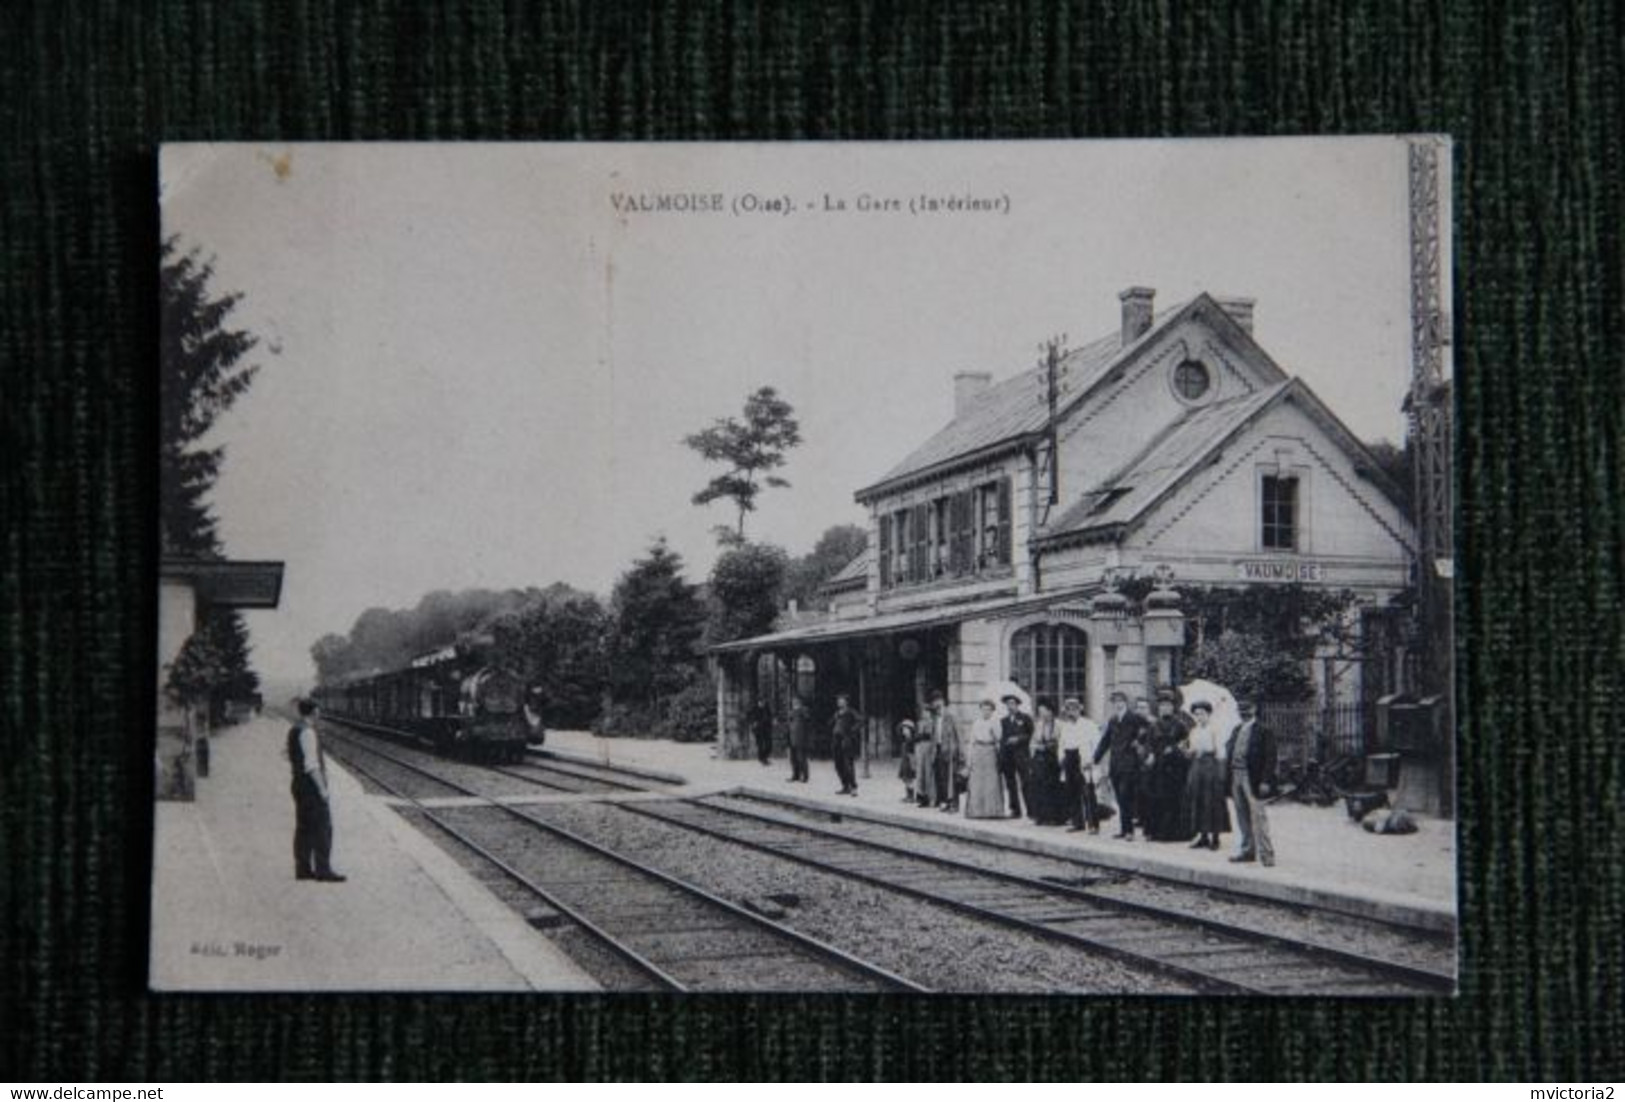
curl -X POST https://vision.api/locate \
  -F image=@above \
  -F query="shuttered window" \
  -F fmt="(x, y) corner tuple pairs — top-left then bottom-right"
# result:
(893, 510), (910, 584)
(910, 502), (931, 582)
(977, 478), (1013, 569)
(997, 478), (1013, 565)
(950, 491), (974, 575)
(931, 497), (949, 578)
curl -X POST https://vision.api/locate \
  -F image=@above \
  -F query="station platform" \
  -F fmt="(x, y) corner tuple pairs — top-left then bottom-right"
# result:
(149, 715), (600, 991)
(542, 729), (1458, 934)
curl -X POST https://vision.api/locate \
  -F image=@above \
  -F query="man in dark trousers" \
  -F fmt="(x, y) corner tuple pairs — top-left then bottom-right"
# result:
(288, 698), (345, 882)
(747, 697), (774, 766)
(830, 693), (863, 796)
(924, 690), (962, 812)
(786, 696), (811, 783)
(1224, 699), (1278, 866)
(998, 692), (1034, 819)
(1094, 690), (1152, 840)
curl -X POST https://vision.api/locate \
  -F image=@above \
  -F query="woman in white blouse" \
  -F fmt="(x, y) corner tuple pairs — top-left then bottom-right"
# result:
(963, 698), (1005, 819)
(1183, 700), (1231, 851)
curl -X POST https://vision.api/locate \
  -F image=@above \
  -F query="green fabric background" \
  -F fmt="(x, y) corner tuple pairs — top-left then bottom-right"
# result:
(2, 0), (1620, 1082)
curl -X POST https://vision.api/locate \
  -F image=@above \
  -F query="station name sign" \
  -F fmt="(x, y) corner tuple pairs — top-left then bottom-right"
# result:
(1236, 559), (1325, 583)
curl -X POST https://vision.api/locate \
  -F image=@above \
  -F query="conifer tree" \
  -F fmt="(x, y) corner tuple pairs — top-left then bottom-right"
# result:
(159, 238), (260, 557)
(605, 539), (705, 709)
(159, 238), (266, 709)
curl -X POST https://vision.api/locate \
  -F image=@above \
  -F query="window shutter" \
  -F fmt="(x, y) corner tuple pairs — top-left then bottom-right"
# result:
(997, 478), (1013, 564)
(897, 511), (910, 582)
(948, 491), (967, 574)
(911, 502), (930, 581)
(878, 515), (892, 588)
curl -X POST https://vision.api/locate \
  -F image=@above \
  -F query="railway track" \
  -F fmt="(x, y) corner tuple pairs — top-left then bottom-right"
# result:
(327, 716), (663, 796)
(605, 796), (1456, 997)
(492, 757), (652, 796)
(322, 727), (925, 993)
(323, 722), (1451, 995)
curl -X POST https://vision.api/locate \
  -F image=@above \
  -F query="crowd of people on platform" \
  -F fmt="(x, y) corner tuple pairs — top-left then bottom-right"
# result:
(902, 687), (1278, 865)
(744, 684), (1279, 866)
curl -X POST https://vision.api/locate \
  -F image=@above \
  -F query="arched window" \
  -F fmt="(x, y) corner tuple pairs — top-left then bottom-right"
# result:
(1009, 623), (1087, 706)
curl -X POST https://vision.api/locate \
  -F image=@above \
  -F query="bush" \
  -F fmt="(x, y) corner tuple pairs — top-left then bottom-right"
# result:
(664, 678), (719, 743)
(1185, 630), (1315, 702)
(590, 674), (717, 744)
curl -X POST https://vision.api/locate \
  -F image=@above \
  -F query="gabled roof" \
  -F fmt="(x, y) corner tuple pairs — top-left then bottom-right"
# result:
(1036, 378), (1411, 546)
(820, 548), (871, 593)
(855, 327), (1125, 500)
(853, 296), (1275, 501)
(1040, 384), (1287, 541)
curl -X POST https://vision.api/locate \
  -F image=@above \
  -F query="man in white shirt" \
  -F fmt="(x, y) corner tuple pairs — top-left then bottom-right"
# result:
(288, 698), (345, 882)
(1056, 696), (1103, 833)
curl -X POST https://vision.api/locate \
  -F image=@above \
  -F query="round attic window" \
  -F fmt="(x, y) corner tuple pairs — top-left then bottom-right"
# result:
(1173, 359), (1212, 401)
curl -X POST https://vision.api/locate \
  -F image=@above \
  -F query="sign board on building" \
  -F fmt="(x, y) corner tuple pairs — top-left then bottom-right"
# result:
(1236, 559), (1325, 583)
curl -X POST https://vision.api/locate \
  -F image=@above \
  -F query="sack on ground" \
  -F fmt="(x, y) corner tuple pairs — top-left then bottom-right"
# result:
(1361, 807), (1418, 835)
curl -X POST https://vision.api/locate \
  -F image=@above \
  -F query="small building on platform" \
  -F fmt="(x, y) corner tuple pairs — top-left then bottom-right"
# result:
(712, 288), (1417, 763)
(157, 556), (284, 800)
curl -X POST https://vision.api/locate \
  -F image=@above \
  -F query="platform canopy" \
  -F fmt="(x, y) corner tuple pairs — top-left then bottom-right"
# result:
(161, 557), (285, 609)
(709, 589), (1090, 654)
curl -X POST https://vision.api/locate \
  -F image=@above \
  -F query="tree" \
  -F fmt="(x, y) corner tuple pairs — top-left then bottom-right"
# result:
(313, 588), (535, 682)
(488, 588), (610, 728)
(310, 633), (359, 683)
(605, 539), (706, 710)
(1116, 579), (1362, 702)
(159, 239), (263, 557)
(783, 523), (868, 608)
(164, 609), (261, 722)
(1184, 630), (1316, 702)
(160, 238), (270, 722)
(683, 386), (802, 543)
(204, 609), (261, 715)
(707, 542), (790, 645)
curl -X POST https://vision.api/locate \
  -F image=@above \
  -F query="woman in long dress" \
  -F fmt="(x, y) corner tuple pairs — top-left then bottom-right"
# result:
(964, 699), (1006, 819)
(1146, 691), (1194, 842)
(1183, 700), (1231, 850)
(1027, 698), (1067, 825)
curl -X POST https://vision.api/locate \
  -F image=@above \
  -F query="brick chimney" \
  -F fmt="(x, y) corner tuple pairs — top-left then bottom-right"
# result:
(1119, 286), (1155, 347)
(954, 371), (993, 418)
(1215, 295), (1255, 335)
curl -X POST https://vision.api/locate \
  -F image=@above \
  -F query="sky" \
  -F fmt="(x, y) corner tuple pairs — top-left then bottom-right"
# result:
(160, 138), (1448, 687)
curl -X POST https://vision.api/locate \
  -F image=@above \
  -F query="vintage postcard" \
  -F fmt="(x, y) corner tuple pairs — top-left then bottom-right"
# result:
(152, 139), (1455, 993)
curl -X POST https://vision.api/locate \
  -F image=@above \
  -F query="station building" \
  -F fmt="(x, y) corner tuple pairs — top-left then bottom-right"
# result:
(712, 287), (1417, 760)
(157, 555), (284, 799)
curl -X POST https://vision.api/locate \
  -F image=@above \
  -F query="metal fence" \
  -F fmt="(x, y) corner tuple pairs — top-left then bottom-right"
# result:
(1259, 700), (1372, 771)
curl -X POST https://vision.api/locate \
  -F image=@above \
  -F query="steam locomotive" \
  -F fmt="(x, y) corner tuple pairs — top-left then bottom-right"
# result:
(314, 643), (542, 763)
